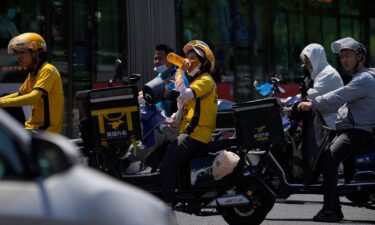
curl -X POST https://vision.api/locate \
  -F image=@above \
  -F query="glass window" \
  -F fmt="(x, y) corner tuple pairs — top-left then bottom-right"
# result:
(273, 12), (288, 77)
(340, 17), (352, 37)
(288, 13), (304, 80)
(322, 16), (337, 68)
(305, 0), (335, 10)
(73, 0), (92, 84)
(306, 15), (323, 44)
(33, 138), (69, 177)
(352, 19), (361, 41)
(0, 0), (43, 90)
(253, 3), (269, 89)
(50, 1), (67, 65)
(181, 1), (207, 43)
(49, 0), (69, 135)
(339, 0), (359, 16)
(70, 0), (125, 138)
(95, 0), (123, 83)
(232, 1), (252, 102)
(273, 0), (303, 10)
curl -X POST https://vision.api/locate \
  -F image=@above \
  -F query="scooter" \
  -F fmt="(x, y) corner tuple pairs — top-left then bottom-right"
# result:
(237, 74), (375, 224)
(75, 60), (375, 225)
(74, 60), (277, 225)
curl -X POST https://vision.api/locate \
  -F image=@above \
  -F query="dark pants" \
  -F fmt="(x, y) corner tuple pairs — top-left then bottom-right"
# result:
(160, 133), (206, 204)
(320, 129), (373, 211)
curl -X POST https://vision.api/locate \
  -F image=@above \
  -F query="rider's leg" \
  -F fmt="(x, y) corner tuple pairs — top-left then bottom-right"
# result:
(160, 134), (205, 204)
(316, 129), (372, 221)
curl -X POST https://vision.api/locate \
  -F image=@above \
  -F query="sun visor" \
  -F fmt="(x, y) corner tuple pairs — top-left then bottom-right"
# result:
(331, 37), (359, 53)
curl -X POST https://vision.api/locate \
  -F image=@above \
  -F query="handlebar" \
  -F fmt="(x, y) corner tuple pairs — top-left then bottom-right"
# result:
(111, 58), (142, 86)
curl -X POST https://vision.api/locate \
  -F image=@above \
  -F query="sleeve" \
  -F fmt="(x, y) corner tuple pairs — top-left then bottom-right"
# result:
(189, 75), (213, 98)
(312, 75), (371, 113)
(1, 89), (43, 107)
(175, 69), (186, 92)
(307, 71), (341, 98)
(175, 69), (194, 101)
(33, 66), (58, 93)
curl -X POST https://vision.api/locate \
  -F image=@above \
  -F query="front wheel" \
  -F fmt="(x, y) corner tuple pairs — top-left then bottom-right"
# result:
(221, 179), (275, 225)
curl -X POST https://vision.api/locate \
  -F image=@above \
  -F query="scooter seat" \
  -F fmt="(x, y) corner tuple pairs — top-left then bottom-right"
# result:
(191, 138), (237, 158)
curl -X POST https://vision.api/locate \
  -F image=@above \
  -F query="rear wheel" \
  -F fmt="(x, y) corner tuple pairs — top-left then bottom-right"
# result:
(221, 180), (275, 225)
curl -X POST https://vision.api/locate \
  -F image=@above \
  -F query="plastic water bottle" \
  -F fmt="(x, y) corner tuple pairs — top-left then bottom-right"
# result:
(167, 53), (185, 68)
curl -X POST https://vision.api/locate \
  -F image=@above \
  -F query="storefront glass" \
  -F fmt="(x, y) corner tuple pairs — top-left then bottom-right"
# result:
(0, 0), (125, 138)
(178, 0), (372, 101)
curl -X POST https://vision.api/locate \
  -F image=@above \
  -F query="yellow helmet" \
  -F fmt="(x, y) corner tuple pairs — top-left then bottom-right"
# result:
(183, 40), (215, 72)
(8, 32), (47, 54)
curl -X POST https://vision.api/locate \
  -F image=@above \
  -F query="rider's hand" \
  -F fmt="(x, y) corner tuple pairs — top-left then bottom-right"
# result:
(179, 59), (191, 72)
(280, 96), (292, 106)
(297, 101), (312, 111)
(138, 90), (143, 99)
(165, 117), (176, 128)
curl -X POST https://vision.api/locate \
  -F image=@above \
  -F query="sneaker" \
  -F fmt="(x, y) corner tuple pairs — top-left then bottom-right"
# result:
(313, 208), (341, 222)
(138, 166), (152, 174)
(124, 161), (141, 174)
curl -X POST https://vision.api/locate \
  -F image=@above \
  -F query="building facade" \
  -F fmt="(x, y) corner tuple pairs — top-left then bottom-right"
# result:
(0, 0), (374, 137)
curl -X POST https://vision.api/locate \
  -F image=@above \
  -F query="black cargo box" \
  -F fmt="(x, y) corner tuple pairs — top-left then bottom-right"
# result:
(232, 98), (284, 149)
(75, 86), (142, 149)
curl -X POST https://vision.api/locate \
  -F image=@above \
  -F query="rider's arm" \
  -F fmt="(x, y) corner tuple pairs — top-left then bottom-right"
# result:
(312, 74), (372, 113)
(0, 92), (19, 100)
(0, 89), (43, 107)
(307, 71), (343, 99)
(175, 69), (194, 101)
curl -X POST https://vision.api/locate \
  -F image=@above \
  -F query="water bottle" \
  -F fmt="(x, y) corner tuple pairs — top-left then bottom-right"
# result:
(167, 53), (185, 68)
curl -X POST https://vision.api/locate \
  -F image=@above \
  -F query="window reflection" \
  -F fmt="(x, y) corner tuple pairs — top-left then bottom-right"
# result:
(95, 0), (122, 82)
(178, 0), (370, 101)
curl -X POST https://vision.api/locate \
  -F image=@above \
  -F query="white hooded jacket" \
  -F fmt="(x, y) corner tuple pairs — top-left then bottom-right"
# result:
(300, 43), (344, 129)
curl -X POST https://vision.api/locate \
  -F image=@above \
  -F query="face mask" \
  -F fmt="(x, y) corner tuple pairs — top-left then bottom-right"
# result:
(154, 64), (168, 73)
(187, 63), (201, 77)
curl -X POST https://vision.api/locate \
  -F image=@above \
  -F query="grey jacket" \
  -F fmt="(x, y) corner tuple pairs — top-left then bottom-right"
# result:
(312, 68), (375, 133)
(300, 44), (344, 129)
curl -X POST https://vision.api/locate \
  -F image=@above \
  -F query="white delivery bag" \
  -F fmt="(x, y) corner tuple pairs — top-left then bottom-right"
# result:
(212, 150), (240, 180)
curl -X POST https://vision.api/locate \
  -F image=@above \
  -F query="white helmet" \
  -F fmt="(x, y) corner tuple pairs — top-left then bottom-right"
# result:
(331, 37), (366, 62)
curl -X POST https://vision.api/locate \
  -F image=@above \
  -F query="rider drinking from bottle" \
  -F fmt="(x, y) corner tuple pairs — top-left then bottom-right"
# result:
(160, 40), (218, 207)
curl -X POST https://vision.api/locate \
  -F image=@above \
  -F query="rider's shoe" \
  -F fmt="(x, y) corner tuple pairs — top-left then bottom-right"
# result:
(121, 160), (141, 175)
(138, 166), (152, 174)
(336, 207), (344, 220)
(313, 208), (341, 222)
